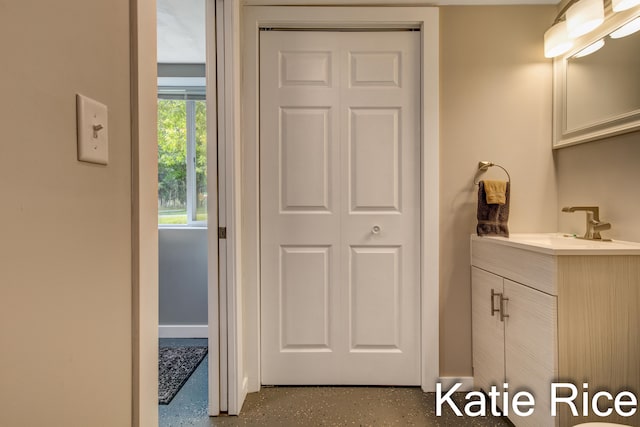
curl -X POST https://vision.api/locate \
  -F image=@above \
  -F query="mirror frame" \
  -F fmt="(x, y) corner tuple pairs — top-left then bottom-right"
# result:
(553, 5), (640, 149)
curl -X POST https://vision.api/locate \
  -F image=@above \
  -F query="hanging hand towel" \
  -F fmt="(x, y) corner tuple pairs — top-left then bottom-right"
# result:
(477, 180), (510, 237)
(483, 179), (507, 205)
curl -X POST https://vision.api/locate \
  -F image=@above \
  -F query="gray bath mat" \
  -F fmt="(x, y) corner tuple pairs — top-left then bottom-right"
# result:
(158, 346), (208, 404)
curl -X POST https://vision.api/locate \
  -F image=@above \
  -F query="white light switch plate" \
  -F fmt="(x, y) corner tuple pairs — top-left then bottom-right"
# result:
(76, 94), (108, 165)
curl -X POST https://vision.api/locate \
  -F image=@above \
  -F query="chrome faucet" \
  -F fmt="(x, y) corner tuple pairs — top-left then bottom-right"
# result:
(561, 206), (611, 241)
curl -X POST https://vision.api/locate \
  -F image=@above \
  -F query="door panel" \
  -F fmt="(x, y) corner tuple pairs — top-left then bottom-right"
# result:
(280, 246), (331, 351)
(280, 107), (331, 211)
(471, 267), (506, 395)
(350, 51), (400, 87)
(349, 246), (401, 351)
(280, 51), (332, 87)
(349, 108), (400, 211)
(261, 30), (420, 385)
(504, 279), (557, 427)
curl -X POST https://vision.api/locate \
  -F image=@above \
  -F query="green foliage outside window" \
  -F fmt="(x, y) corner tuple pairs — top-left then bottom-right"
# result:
(158, 99), (207, 225)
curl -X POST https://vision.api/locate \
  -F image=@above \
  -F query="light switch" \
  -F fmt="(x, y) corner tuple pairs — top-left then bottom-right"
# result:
(76, 94), (108, 165)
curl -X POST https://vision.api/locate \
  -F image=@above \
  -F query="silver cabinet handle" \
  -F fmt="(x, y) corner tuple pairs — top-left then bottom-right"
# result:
(500, 295), (509, 322)
(490, 289), (501, 317)
(371, 225), (381, 234)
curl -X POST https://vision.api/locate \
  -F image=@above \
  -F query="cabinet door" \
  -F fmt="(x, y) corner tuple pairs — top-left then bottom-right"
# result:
(471, 267), (505, 394)
(504, 279), (557, 427)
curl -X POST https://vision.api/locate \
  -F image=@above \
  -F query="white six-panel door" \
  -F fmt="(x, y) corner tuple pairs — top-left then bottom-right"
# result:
(260, 30), (420, 385)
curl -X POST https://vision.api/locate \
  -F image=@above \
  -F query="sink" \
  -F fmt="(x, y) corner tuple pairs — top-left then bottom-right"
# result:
(473, 233), (640, 255)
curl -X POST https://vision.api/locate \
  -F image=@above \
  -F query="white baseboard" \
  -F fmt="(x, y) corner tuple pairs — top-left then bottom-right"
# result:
(159, 324), (208, 338)
(437, 376), (474, 392)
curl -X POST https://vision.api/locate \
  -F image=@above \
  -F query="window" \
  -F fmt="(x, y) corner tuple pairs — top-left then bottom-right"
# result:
(157, 86), (207, 226)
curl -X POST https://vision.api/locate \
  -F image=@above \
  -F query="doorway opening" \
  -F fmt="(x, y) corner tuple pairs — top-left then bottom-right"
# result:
(156, 0), (219, 423)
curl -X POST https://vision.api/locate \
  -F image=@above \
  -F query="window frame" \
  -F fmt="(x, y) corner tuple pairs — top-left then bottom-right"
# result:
(157, 86), (207, 228)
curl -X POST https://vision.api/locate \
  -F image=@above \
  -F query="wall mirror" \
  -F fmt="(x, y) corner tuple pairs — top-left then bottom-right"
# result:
(553, 6), (640, 148)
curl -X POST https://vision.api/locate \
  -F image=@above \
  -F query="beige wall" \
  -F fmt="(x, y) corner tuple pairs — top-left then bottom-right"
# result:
(439, 5), (558, 376)
(557, 132), (640, 243)
(0, 1), (133, 426)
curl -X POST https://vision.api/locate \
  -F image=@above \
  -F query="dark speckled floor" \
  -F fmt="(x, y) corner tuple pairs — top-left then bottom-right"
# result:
(159, 339), (512, 427)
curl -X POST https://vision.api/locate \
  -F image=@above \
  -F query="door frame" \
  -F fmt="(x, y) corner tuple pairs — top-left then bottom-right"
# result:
(214, 0), (244, 415)
(130, 0), (223, 422)
(239, 5), (439, 397)
(130, 0), (159, 424)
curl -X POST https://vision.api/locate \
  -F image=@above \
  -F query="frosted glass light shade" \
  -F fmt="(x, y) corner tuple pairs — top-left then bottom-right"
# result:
(612, 0), (640, 12)
(544, 21), (574, 58)
(610, 17), (640, 38)
(573, 39), (605, 57)
(566, 0), (605, 38)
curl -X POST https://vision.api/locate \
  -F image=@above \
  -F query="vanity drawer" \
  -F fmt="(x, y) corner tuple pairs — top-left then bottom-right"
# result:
(471, 238), (557, 295)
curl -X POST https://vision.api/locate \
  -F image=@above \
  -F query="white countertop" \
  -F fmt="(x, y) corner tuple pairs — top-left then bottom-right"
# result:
(472, 233), (640, 256)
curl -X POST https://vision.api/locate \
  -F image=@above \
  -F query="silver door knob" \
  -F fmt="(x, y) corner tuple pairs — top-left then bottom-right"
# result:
(371, 225), (381, 234)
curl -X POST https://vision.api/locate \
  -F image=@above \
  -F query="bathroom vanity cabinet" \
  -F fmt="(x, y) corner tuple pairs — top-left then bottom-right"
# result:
(471, 234), (640, 427)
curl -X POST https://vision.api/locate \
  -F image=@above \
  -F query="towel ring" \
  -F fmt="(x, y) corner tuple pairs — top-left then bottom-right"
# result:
(473, 161), (511, 185)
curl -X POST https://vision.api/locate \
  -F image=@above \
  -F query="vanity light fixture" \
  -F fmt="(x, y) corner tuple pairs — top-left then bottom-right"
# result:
(609, 16), (640, 37)
(566, 0), (605, 38)
(542, 0), (636, 58)
(612, 0), (640, 12)
(573, 38), (605, 57)
(545, 21), (574, 57)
